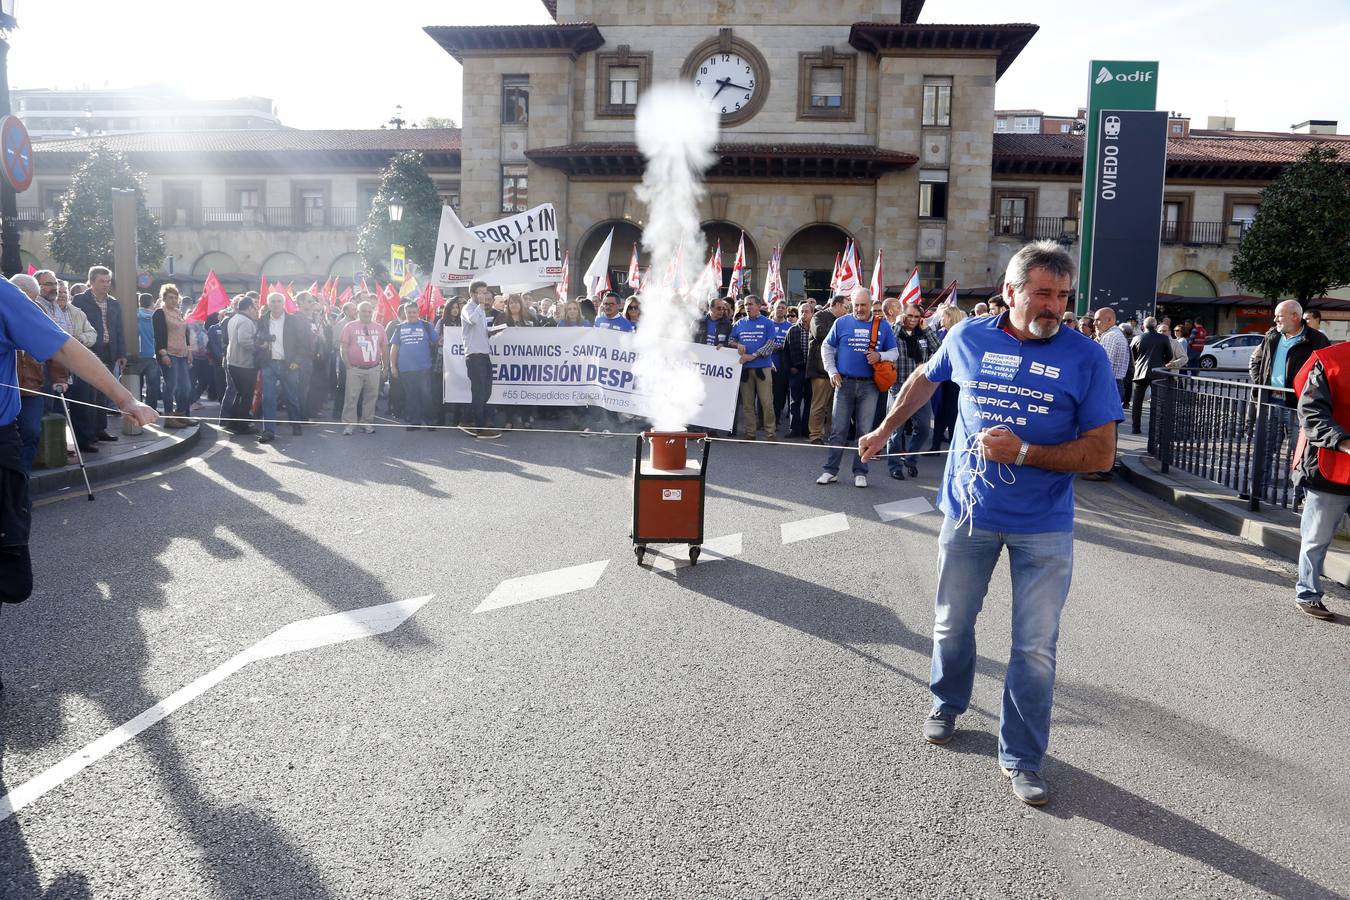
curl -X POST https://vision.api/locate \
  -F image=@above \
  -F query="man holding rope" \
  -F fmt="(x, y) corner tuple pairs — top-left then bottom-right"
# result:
(859, 240), (1121, 806)
(1, 278), (157, 614)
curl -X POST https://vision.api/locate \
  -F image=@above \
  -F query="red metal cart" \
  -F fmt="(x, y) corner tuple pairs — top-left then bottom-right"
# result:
(631, 431), (711, 566)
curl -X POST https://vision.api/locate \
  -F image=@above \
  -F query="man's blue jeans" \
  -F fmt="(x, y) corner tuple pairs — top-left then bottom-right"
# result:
(886, 388), (934, 474)
(931, 516), (1074, 773)
(1296, 487), (1350, 603)
(823, 377), (879, 476)
(17, 394), (44, 473)
(787, 370), (810, 436)
(260, 361), (302, 434)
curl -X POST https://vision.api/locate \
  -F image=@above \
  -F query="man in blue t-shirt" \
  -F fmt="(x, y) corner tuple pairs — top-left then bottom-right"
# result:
(769, 301), (794, 437)
(0, 279), (157, 610)
(593, 292), (634, 332)
(860, 241), (1121, 807)
(390, 302), (438, 428)
(729, 295), (780, 440)
(817, 287), (898, 486)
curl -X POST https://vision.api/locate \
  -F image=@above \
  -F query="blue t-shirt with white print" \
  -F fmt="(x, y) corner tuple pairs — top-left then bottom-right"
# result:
(923, 312), (1123, 533)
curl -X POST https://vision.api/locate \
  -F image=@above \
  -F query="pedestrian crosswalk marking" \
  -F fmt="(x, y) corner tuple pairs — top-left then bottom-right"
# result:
(780, 513), (849, 544)
(873, 497), (935, 522)
(474, 560), (610, 613)
(649, 532), (743, 572)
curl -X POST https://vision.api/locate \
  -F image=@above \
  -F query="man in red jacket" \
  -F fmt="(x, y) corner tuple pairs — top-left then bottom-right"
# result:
(1291, 343), (1350, 620)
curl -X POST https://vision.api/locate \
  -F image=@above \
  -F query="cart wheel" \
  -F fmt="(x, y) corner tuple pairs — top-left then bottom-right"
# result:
(635, 545), (646, 565)
(689, 545), (700, 565)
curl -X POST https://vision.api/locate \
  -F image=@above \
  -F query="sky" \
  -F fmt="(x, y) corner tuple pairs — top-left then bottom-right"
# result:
(8, 0), (1349, 133)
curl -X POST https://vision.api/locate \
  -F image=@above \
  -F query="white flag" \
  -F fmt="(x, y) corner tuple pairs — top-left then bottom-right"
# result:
(582, 228), (615, 298)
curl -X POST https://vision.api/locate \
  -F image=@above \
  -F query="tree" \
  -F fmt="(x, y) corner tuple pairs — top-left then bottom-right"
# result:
(47, 143), (166, 276)
(357, 151), (443, 280)
(1231, 146), (1350, 301)
(420, 116), (458, 129)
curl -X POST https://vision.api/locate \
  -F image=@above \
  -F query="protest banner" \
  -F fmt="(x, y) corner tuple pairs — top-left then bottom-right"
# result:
(429, 203), (563, 292)
(442, 328), (742, 431)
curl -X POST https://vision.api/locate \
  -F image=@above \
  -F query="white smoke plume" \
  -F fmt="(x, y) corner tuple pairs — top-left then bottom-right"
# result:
(632, 82), (719, 433)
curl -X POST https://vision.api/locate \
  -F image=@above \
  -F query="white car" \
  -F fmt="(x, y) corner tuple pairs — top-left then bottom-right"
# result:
(1197, 333), (1263, 370)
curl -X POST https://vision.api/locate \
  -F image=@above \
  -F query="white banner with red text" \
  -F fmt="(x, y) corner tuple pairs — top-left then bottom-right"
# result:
(429, 203), (562, 292)
(441, 328), (743, 431)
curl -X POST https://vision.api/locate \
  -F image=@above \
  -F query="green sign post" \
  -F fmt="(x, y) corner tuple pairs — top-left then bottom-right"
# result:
(1077, 60), (1159, 313)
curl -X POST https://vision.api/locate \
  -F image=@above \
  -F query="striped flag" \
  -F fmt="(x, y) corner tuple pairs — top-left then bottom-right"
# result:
(828, 252), (842, 295)
(869, 248), (885, 301)
(897, 266), (922, 307)
(626, 243), (641, 290)
(727, 232), (747, 300)
(764, 245), (785, 304)
(557, 251), (570, 300)
(836, 241), (861, 293)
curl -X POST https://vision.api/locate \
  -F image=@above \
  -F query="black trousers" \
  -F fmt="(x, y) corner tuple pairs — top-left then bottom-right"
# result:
(0, 423), (33, 604)
(227, 365), (258, 425)
(1130, 378), (1153, 433)
(466, 353), (493, 428)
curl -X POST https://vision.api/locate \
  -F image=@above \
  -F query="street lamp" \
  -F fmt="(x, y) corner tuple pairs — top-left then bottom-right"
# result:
(387, 194), (405, 223)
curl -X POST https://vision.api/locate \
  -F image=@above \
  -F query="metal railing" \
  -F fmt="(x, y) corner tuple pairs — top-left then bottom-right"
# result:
(990, 216), (1241, 247)
(994, 215), (1077, 241)
(1148, 369), (1298, 511)
(145, 206), (365, 229)
(1160, 220), (1234, 246)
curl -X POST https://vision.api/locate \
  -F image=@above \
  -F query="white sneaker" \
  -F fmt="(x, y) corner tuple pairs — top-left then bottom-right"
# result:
(342, 425), (354, 435)
(363, 425), (376, 434)
(816, 472), (838, 485)
(854, 474), (868, 488)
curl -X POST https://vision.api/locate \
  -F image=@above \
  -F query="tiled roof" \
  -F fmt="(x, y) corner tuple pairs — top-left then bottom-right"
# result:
(848, 23), (1039, 78)
(31, 128), (462, 154)
(527, 141), (916, 180)
(994, 132), (1349, 179)
(424, 23), (604, 62)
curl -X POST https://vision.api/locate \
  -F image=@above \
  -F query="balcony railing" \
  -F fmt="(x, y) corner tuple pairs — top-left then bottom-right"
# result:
(144, 206), (366, 229)
(993, 216), (1247, 247)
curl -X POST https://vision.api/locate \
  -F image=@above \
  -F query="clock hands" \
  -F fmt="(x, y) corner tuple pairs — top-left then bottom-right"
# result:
(711, 77), (752, 100)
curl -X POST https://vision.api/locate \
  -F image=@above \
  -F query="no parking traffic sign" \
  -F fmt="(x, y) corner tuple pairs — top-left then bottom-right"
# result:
(0, 115), (33, 193)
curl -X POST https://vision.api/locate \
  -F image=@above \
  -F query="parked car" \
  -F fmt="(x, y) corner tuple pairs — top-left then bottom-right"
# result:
(1198, 332), (1263, 369)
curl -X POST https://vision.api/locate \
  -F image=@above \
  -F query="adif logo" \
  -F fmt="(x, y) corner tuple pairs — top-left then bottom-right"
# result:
(1095, 66), (1155, 85)
(1028, 361), (1061, 379)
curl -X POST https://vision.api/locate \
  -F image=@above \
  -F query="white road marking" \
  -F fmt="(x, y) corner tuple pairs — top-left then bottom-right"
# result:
(649, 532), (744, 572)
(0, 595), (433, 822)
(474, 561), (609, 614)
(873, 497), (935, 522)
(780, 513), (850, 544)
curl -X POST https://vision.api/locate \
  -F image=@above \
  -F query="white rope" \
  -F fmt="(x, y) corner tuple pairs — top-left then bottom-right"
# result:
(948, 423), (1017, 535)
(9, 384), (959, 459)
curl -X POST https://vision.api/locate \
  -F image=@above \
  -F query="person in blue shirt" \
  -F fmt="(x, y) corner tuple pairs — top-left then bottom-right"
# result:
(556, 300), (592, 327)
(769, 301), (794, 437)
(390, 302), (439, 429)
(592, 292), (634, 332)
(729, 295), (780, 440)
(0, 278), (157, 616)
(860, 240), (1122, 807)
(817, 287), (898, 486)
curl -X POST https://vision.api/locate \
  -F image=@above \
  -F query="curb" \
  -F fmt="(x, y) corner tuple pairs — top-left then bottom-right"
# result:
(1118, 450), (1350, 588)
(31, 423), (206, 496)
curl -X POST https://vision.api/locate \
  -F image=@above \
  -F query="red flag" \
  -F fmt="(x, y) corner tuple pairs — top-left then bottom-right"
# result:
(280, 281), (298, 314)
(556, 251), (570, 300)
(185, 271), (230, 323)
(417, 282), (433, 319)
(25, 264), (36, 276)
(626, 244), (641, 290)
(431, 286), (446, 318)
(260, 274), (269, 303)
(375, 282), (400, 325)
(359, 276), (370, 296)
(307, 280), (320, 297)
(337, 286), (353, 305)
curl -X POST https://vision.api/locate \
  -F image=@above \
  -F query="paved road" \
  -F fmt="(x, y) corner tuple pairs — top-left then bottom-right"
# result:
(1, 423), (1347, 899)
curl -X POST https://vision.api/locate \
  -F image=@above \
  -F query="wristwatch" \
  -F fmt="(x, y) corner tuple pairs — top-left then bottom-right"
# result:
(1014, 441), (1030, 466)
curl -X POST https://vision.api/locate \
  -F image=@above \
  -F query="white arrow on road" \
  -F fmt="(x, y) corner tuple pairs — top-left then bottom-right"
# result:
(0, 595), (433, 822)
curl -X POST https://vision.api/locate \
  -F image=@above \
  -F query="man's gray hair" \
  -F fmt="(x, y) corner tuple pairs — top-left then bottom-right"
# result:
(1004, 240), (1077, 292)
(9, 273), (38, 298)
(1143, 316), (1158, 330)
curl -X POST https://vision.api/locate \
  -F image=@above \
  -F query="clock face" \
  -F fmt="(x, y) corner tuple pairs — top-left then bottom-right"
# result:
(692, 52), (759, 117)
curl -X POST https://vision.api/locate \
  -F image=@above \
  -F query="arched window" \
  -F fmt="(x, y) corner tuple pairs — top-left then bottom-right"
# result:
(783, 223), (856, 302)
(260, 251), (307, 279)
(192, 251), (239, 277)
(700, 222), (758, 295)
(329, 252), (360, 278)
(1159, 270), (1218, 298)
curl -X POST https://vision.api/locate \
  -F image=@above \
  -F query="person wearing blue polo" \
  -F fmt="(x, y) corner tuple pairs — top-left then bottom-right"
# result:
(390, 302), (438, 429)
(592, 292), (634, 332)
(0, 279), (157, 620)
(817, 287), (898, 487)
(860, 240), (1121, 807)
(769, 300), (794, 437)
(729, 295), (779, 440)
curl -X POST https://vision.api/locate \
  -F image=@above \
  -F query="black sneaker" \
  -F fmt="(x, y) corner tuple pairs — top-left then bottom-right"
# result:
(922, 711), (957, 745)
(1001, 767), (1049, 806)
(257, 431), (275, 444)
(889, 469), (906, 480)
(1296, 599), (1335, 620)
(905, 463), (918, 478)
